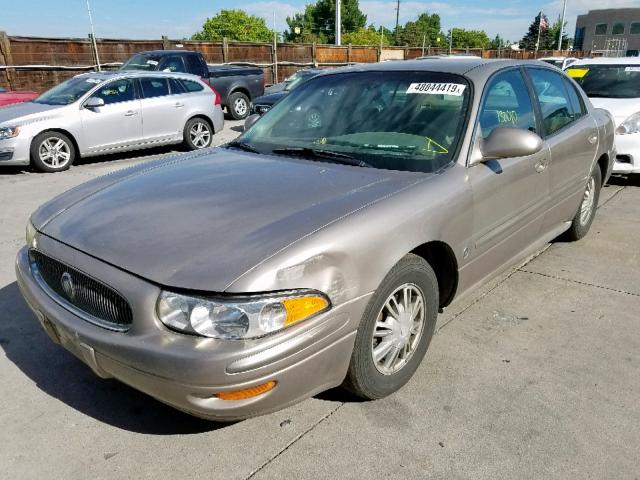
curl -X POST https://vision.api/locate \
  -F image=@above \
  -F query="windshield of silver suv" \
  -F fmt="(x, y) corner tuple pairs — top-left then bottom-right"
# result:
(33, 76), (104, 105)
(233, 71), (471, 173)
(567, 64), (640, 98)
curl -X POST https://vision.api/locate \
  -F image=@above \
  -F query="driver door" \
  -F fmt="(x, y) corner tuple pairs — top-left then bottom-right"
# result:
(464, 68), (550, 287)
(79, 78), (143, 153)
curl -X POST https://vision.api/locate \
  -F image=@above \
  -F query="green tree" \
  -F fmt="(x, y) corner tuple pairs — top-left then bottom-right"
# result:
(548, 17), (571, 49)
(490, 34), (506, 49)
(396, 12), (443, 47)
(192, 10), (276, 42)
(284, 0), (367, 44)
(343, 26), (391, 46)
(519, 13), (554, 50)
(450, 28), (491, 49)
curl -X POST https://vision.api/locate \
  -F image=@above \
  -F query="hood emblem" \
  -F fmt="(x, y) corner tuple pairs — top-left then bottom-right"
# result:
(60, 272), (75, 300)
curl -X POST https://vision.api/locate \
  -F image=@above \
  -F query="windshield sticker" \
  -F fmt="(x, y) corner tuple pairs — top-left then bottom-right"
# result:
(425, 137), (449, 154)
(407, 82), (466, 96)
(625, 66), (640, 72)
(85, 78), (102, 84)
(146, 59), (159, 66)
(567, 68), (589, 78)
(496, 110), (518, 125)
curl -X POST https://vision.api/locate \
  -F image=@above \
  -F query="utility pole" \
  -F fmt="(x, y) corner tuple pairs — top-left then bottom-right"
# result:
(449, 29), (453, 54)
(85, 0), (101, 71)
(273, 12), (278, 83)
(422, 33), (426, 56)
(394, 0), (400, 44)
(557, 0), (567, 50)
(335, 0), (341, 46)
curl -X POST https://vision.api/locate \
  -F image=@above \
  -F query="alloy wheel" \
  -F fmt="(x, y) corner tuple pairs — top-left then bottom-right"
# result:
(234, 98), (248, 117)
(579, 176), (596, 225)
(189, 121), (211, 149)
(38, 137), (71, 169)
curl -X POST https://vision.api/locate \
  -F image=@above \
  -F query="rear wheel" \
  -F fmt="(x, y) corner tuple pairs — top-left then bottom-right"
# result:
(563, 166), (602, 241)
(183, 117), (213, 150)
(343, 254), (439, 399)
(228, 92), (250, 120)
(30, 131), (75, 173)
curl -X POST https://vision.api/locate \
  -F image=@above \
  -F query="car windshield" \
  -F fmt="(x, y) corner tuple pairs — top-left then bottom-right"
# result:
(33, 77), (103, 105)
(121, 53), (163, 71)
(284, 72), (316, 91)
(235, 71), (471, 173)
(566, 64), (640, 98)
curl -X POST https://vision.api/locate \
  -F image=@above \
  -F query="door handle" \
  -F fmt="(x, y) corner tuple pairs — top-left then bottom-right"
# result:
(124, 110), (138, 117)
(588, 133), (598, 145)
(534, 158), (549, 173)
(174, 102), (184, 108)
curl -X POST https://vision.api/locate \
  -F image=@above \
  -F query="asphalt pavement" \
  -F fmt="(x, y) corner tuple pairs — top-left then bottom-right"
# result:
(0, 119), (638, 479)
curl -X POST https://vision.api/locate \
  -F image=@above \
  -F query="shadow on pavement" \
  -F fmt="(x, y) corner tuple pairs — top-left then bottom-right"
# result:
(0, 281), (228, 435)
(608, 174), (640, 188)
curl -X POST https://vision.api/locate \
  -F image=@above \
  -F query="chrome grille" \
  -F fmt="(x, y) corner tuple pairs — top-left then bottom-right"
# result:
(30, 250), (133, 330)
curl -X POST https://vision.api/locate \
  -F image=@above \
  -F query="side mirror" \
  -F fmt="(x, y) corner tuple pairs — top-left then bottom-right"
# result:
(84, 97), (105, 109)
(244, 113), (260, 131)
(480, 127), (543, 160)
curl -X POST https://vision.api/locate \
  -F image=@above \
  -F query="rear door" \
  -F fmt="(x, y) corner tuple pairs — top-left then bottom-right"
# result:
(138, 77), (186, 143)
(525, 67), (597, 231)
(465, 68), (551, 286)
(79, 78), (143, 153)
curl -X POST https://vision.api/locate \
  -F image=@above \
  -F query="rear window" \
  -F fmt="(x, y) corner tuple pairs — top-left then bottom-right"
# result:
(181, 79), (205, 92)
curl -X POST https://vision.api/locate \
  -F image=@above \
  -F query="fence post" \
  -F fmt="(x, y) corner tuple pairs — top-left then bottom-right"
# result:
(0, 31), (15, 89)
(222, 37), (228, 63)
(347, 43), (352, 64)
(312, 42), (317, 67)
(162, 35), (171, 50)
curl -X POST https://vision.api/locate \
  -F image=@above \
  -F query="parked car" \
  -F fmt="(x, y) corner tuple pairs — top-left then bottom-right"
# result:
(252, 68), (325, 115)
(566, 57), (640, 174)
(17, 59), (614, 420)
(120, 50), (264, 120)
(264, 68), (325, 95)
(416, 54), (482, 60)
(0, 71), (223, 172)
(539, 56), (579, 70)
(0, 87), (39, 107)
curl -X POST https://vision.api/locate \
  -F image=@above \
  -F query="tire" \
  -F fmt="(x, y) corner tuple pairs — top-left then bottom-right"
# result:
(30, 131), (75, 173)
(563, 166), (602, 241)
(343, 253), (439, 400)
(227, 91), (251, 120)
(183, 117), (213, 151)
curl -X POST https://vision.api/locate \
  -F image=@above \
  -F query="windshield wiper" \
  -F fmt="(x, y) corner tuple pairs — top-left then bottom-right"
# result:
(270, 147), (372, 168)
(225, 140), (261, 154)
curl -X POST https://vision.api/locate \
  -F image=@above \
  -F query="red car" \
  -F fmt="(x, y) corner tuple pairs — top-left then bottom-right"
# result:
(0, 87), (39, 107)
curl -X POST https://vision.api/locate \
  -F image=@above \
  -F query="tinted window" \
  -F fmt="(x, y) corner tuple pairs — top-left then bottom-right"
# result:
(157, 55), (187, 73)
(632, 22), (640, 35)
(93, 79), (136, 104)
(528, 68), (574, 135)
(566, 64), (640, 98)
(612, 22), (625, 35)
(185, 54), (205, 76)
(181, 79), (205, 92)
(563, 78), (585, 119)
(479, 69), (537, 138)
(595, 23), (608, 35)
(140, 78), (170, 98)
(169, 78), (186, 94)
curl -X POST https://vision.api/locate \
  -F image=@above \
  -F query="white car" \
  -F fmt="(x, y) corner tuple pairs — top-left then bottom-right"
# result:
(539, 56), (578, 70)
(567, 57), (640, 174)
(0, 71), (224, 172)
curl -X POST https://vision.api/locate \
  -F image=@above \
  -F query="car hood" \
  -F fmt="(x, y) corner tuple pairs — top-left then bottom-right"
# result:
(253, 91), (288, 106)
(35, 149), (423, 291)
(589, 97), (640, 125)
(0, 102), (65, 126)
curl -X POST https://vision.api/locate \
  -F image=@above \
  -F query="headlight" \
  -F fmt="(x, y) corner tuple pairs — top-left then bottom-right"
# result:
(26, 220), (37, 246)
(157, 290), (330, 340)
(616, 112), (640, 135)
(0, 126), (21, 139)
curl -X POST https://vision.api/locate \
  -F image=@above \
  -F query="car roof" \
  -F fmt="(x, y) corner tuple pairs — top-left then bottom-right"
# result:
(73, 71), (203, 81)
(133, 50), (197, 55)
(571, 57), (640, 66)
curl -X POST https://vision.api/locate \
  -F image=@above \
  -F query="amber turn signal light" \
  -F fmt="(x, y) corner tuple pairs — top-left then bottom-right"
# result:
(215, 381), (277, 401)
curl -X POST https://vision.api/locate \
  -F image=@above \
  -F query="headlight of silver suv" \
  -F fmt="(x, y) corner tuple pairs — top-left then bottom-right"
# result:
(0, 126), (21, 139)
(157, 290), (330, 340)
(616, 112), (640, 135)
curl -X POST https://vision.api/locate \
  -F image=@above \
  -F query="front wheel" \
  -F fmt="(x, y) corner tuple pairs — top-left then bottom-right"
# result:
(30, 131), (75, 173)
(563, 166), (602, 241)
(228, 92), (250, 120)
(343, 254), (439, 400)
(183, 117), (213, 150)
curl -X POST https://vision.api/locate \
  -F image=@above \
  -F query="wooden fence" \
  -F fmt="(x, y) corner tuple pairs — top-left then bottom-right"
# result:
(0, 32), (584, 92)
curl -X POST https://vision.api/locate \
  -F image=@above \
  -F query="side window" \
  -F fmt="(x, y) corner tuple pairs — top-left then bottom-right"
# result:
(563, 78), (585, 119)
(168, 78), (186, 94)
(140, 78), (170, 99)
(479, 69), (537, 138)
(158, 55), (187, 73)
(612, 22), (625, 35)
(181, 79), (205, 92)
(185, 55), (206, 77)
(528, 68), (574, 136)
(93, 78), (136, 105)
(631, 22), (640, 35)
(595, 23), (608, 35)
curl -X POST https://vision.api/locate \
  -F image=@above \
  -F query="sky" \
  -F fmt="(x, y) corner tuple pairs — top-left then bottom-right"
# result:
(1, 0), (638, 44)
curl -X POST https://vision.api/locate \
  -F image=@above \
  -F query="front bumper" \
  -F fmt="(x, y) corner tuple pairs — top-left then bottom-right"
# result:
(0, 133), (31, 166)
(15, 236), (368, 421)
(612, 132), (640, 174)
